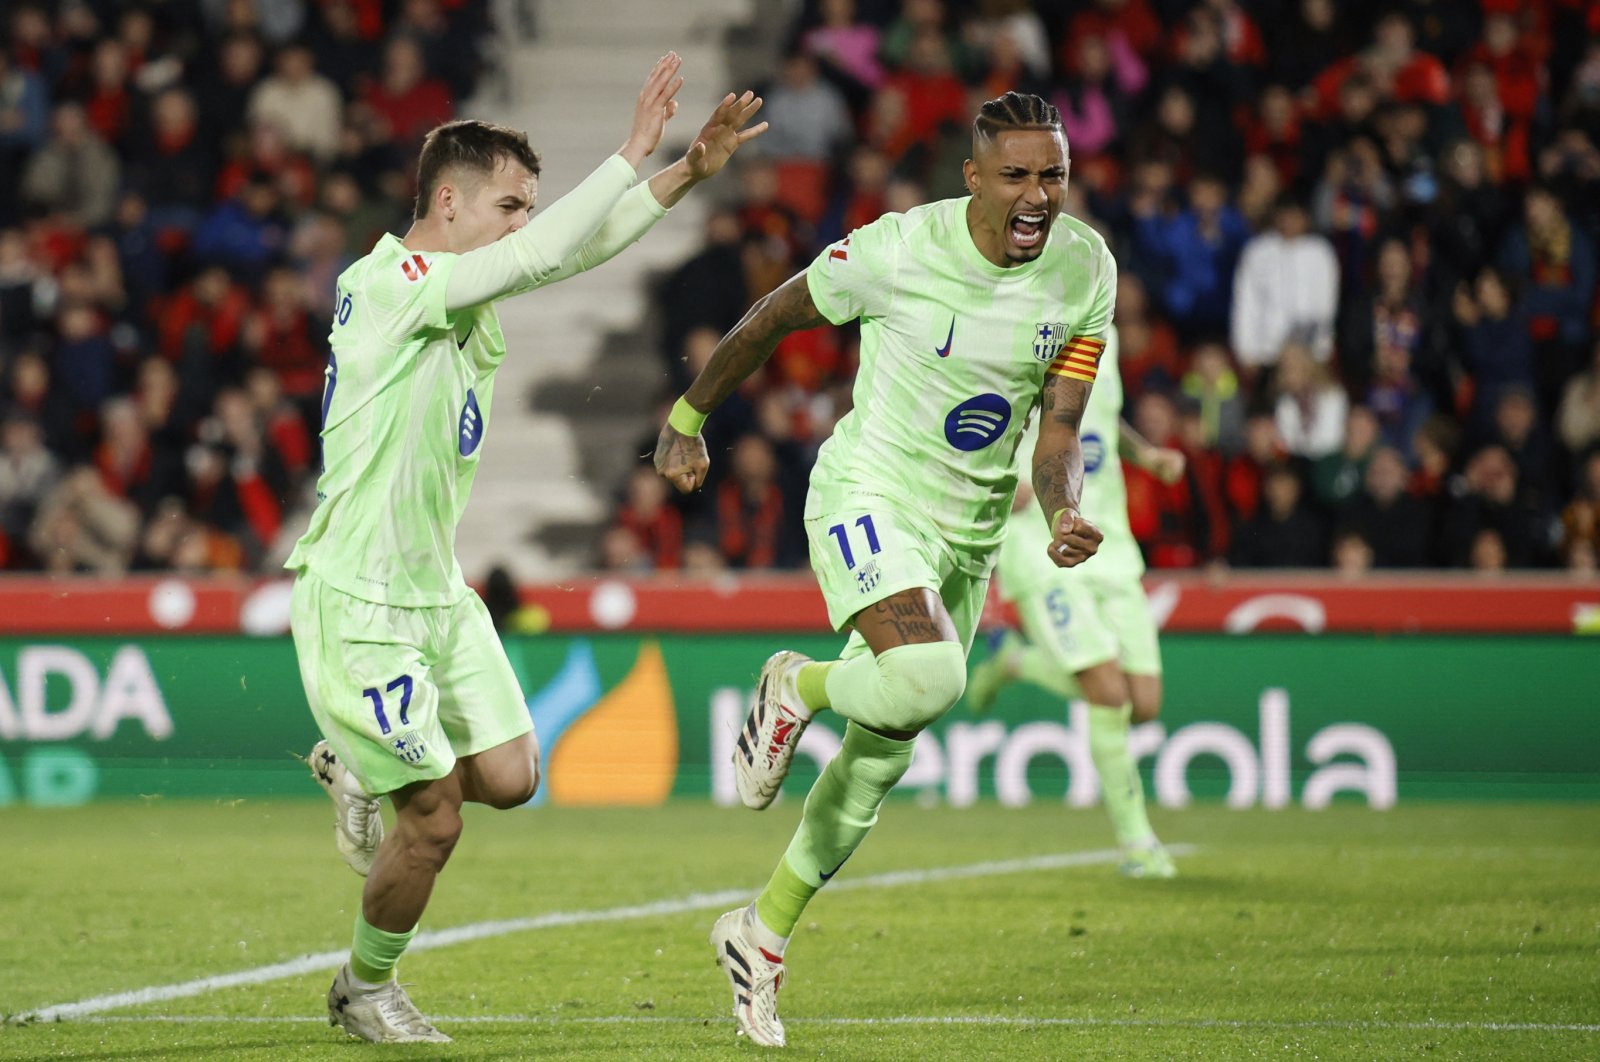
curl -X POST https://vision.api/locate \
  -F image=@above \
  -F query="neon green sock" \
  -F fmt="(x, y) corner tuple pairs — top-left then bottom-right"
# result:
(753, 722), (915, 935)
(796, 661), (834, 712)
(1088, 703), (1154, 846)
(1014, 643), (1078, 698)
(350, 913), (416, 985)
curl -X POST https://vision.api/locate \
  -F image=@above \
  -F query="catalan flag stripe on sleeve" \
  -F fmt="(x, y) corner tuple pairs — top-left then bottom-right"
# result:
(1048, 335), (1106, 383)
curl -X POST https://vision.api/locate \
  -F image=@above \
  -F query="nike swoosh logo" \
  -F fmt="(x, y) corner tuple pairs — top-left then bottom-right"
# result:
(456, 325), (474, 350)
(934, 317), (954, 358)
(818, 855), (851, 882)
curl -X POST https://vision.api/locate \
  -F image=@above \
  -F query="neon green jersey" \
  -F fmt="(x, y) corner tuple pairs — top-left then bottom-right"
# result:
(1005, 325), (1144, 582)
(804, 197), (1116, 569)
(287, 157), (666, 605)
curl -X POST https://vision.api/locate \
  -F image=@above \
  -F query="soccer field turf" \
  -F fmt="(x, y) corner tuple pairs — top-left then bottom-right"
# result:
(3, 801), (1596, 1060)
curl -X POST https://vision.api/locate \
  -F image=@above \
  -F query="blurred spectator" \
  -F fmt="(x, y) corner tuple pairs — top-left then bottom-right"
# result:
(1331, 528), (1375, 576)
(1337, 446), (1430, 567)
(761, 52), (852, 165)
(612, 465), (683, 571)
(1338, 237), (1432, 401)
(1231, 196), (1339, 371)
(1560, 450), (1600, 572)
(1179, 341), (1244, 455)
(0, 49), (50, 226)
(1453, 266), (1534, 433)
(1489, 385), (1554, 507)
(1440, 445), (1553, 568)
(1428, 140), (1507, 304)
(128, 88), (215, 225)
(394, 0), (483, 99)
(248, 44), (343, 162)
(364, 37), (453, 150)
(1126, 391), (1211, 568)
(1229, 463), (1328, 568)
(242, 267), (324, 401)
(20, 102), (120, 228)
(716, 435), (788, 569)
(52, 300), (116, 419)
(0, 406), (58, 553)
(1272, 342), (1348, 459)
(1133, 172), (1247, 339)
(1054, 28), (1146, 158)
(1266, 0), (1342, 92)
(1498, 185), (1596, 407)
(1310, 403), (1379, 514)
(801, 0), (886, 111)
(29, 465), (139, 573)
(869, 28), (967, 165)
(1556, 339), (1600, 458)
(192, 175), (288, 281)
(204, 32), (267, 150)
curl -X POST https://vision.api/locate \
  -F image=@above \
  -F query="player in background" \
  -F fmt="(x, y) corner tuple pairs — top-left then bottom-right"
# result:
(655, 91), (1108, 1048)
(967, 325), (1184, 879)
(291, 55), (766, 1044)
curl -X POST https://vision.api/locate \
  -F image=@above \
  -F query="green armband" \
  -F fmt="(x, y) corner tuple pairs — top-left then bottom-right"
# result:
(668, 396), (707, 437)
(1050, 508), (1068, 531)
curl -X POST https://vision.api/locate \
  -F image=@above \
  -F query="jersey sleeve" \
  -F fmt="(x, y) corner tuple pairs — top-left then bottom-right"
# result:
(1046, 238), (1118, 384)
(442, 153), (637, 311)
(518, 180), (669, 293)
(805, 213), (900, 325)
(361, 246), (460, 343)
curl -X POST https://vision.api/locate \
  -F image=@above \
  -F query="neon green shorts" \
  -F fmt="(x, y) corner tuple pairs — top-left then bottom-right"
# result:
(289, 569), (532, 796)
(805, 489), (990, 660)
(995, 515), (1161, 677)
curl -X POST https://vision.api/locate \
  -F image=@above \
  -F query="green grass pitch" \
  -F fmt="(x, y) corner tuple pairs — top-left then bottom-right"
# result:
(3, 800), (1597, 1060)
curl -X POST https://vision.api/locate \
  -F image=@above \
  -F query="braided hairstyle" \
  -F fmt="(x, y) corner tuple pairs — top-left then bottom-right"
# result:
(972, 91), (1063, 150)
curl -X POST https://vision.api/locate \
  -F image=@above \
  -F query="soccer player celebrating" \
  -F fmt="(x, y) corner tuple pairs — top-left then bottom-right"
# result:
(655, 91), (1109, 1048)
(968, 325), (1184, 879)
(290, 55), (766, 1044)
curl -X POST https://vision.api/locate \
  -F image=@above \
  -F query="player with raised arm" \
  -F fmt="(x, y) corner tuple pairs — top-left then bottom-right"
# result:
(655, 92), (1111, 1048)
(967, 325), (1184, 879)
(290, 54), (766, 1044)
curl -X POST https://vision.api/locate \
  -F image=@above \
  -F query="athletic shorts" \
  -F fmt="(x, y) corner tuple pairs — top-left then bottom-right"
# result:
(806, 488), (990, 664)
(289, 569), (533, 796)
(1000, 552), (1162, 677)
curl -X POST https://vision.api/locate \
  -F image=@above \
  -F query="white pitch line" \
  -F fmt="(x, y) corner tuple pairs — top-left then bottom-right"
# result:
(66, 1015), (1600, 1034)
(18, 845), (1185, 1024)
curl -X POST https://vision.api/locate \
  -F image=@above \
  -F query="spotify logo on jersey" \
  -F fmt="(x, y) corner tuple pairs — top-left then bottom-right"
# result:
(1081, 431), (1105, 472)
(944, 393), (1012, 451)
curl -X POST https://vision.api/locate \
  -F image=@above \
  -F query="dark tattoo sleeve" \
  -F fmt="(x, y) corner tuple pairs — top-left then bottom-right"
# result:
(682, 273), (829, 412)
(1031, 373), (1092, 528)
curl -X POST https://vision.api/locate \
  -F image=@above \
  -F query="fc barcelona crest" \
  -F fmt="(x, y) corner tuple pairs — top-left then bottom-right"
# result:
(1033, 322), (1069, 362)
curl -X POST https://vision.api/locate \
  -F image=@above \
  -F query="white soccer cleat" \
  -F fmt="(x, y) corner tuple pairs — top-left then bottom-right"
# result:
(327, 963), (451, 1043)
(307, 740), (384, 876)
(734, 651), (813, 810)
(710, 907), (787, 1048)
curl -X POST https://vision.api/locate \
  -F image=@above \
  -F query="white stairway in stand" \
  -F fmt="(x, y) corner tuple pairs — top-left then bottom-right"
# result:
(453, 0), (755, 583)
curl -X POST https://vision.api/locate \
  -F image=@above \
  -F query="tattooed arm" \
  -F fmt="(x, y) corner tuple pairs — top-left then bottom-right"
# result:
(1032, 371), (1104, 568)
(654, 272), (829, 493)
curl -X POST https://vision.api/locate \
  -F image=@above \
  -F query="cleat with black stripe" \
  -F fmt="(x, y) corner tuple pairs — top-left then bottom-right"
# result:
(735, 650), (813, 810)
(710, 906), (787, 1047)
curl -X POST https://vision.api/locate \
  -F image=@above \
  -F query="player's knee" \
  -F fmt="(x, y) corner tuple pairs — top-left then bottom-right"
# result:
(482, 757), (539, 810)
(874, 642), (967, 732)
(1128, 675), (1163, 724)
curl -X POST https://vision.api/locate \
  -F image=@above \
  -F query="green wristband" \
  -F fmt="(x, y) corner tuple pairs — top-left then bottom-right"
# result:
(1051, 507), (1068, 530)
(668, 397), (707, 437)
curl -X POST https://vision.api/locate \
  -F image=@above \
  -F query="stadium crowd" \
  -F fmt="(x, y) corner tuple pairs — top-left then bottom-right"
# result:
(609, 0), (1600, 577)
(0, 0), (485, 573)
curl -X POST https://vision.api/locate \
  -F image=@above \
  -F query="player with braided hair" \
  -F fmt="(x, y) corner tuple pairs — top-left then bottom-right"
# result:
(655, 90), (1114, 1047)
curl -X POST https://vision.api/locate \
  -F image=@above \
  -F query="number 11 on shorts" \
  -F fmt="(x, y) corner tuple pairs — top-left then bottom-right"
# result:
(827, 515), (882, 570)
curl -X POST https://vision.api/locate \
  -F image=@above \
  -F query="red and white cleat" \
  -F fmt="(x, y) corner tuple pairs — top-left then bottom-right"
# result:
(734, 650), (813, 810)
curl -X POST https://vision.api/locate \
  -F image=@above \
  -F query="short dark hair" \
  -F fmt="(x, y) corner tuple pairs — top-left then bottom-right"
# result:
(414, 119), (542, 220)
(973, 91), (1063, 148)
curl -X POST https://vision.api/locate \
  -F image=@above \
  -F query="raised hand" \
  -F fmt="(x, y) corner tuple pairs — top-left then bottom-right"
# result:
(1147, 447), (1187, 485)
(685, 91), (768, 181)
(1049, 510), (1103, 568)
(620, 53), (685, 171)
(654, 423), (710, 494)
